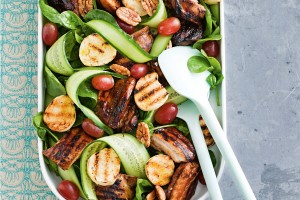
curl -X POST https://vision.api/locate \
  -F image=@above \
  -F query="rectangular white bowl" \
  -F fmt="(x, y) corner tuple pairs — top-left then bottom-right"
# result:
(37, 1), (226, 199)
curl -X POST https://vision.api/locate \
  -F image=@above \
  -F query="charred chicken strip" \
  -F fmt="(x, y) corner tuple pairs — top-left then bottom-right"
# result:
(43, 128), (93, 170)
(167, 162), (200, 200)
(95, 174), (137, 200)
(131, 26), (154, 52)
(148, 60), (169, 87)
(172, 20), (204, 46)
(151, 127), (196, 163)
(170, 0), (206, 25)
(96, 77), (138, 132)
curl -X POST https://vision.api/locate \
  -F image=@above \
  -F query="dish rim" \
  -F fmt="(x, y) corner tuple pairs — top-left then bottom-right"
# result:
(37, 1), (227, 199)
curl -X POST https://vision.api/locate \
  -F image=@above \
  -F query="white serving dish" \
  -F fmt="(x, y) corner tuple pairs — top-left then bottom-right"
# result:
(37, 1), (226, 199)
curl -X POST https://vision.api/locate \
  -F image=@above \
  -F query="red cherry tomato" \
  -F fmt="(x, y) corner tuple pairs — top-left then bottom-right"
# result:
(130, 64), (149, 79)
(158, 17), (181, 36)
(155, 103), (178, 125)
(57, 180), (80, 200)
(116, 18), (135, 34)
(198, 171), (206, 185)
(81, 118), (104, 138)
(42, 22), (59, 46)
(202, 41), (220, 58)
(92, 75), (114, 91)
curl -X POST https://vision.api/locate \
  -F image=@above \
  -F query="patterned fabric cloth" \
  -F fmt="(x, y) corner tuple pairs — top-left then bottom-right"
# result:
(0, 1), (55, 199)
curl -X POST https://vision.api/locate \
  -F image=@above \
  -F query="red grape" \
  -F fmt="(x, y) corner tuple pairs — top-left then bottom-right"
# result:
(116, 18), (135, 34)
(81, 118), (104, 138)
(42, 22), (58, 46)
(155, 103), (178, 125)
(91, 75), (114, 91)
(130, 64), (149, 79)
(158, 17), (181, 36)
(57, 180), (80, 200)
(202, 41), (220, 58)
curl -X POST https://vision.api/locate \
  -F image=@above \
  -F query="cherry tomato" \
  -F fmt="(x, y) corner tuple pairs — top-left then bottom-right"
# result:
(92, 75), (114, 91)
(202, 40), (220, 58)
(198, 171), (206, 185)
(155, 103), (178, 125)
(57, 180), (80, 200)
(82, 118), (104, 138)
(116, 18), (135, 34)
(158, 17), (181, 36)
(130, 64), (149, 79)
(42, 22), (59, 46)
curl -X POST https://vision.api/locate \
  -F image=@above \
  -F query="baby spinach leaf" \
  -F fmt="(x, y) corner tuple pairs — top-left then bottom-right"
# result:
(134, 179), (154, 200)
(84, 9), (119, 27)
(60, 11), (84, 29)
(187, 55), (211, 73)
(210, 4), (220, 24)
(173, 118), (190, 137)
(200, 0), (212, 37)
(201, 50), (221, 74)
(78, 80), (98, 109)
(33, 112), (59, 142)
(75, 29), (84, 44)
(209, 150), (217, 167)
(39, 0), (61, 24)
(206, 74), (217, 88)
(73, 111), (85, 127)
(193, 34), (221, 49)
(44, 66), (66, 97)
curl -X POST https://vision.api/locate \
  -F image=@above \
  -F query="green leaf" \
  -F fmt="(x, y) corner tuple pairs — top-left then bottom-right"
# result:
(210, 4), (220, 24)
(84, 9), (119, 27)
(44, 66), (66, 97)
(173, 118), (190, 136)
(59, 11), (84, 29)
(193, 34), (221, 49)
(206, 74), (217, 88)
(78, 80), (98, 109)
(187, 55), (211, 73)
(64, 31), (80, 61)
(134, 179), (154, 200)
(209, 150), (217, 167)
(75, 29), (84, 44)
(200, 50), (221, 74)
(39, 0), (61, 24)
(200, 0), (213, 36)
(73, 111), (86, 127)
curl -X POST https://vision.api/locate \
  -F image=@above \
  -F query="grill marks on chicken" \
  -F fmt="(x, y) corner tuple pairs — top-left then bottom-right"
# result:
(151, 127), (196, 163)
(96, 77), (138, 132)
(95, 174), (137, 200)
(43, 128), (93, 170)
(170, 0), (206, 25)
(172, 20), (204, 46)
(131, 26), (154, 52)
(167, 162), (200, 200)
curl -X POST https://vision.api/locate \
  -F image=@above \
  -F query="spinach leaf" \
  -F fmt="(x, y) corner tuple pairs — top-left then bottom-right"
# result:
(73, 111), (85, 127)
(84, 9), (119, 27)
(60, 11), (84, 29)
(64, 31), (80, 61)
(201, 50), (221, 74)
(39, 0), (61, 24)
(44, 66), (66, 97)
(173, 118), (190, 137)
(134, 179), (154, 200)
(200, 0), (213, 37)
(193, 34), (221, 49)
(209, 150), (217, 167)
(210, 4), (220, 24)
(75, 29), (84, 44)
(32, 112), (59, 142)
(187, 55), (211, 73)
(39, 0), (84, 29)
(78, 80), (98, 109)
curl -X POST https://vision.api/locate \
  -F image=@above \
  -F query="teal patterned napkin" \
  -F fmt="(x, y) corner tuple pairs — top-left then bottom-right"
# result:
(0, 1), (55, 199)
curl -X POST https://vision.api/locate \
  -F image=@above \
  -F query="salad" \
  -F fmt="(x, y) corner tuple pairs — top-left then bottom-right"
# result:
(34, 0), (223, 199)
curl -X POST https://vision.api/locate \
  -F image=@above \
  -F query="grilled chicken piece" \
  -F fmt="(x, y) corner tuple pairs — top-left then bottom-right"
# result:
(167, 162), (200, 200)
(95, 174), (137, 200)
(151, 127), (195, 163)
(172, 20), (204, 46)
(134, 72), (169, 111)
(47, 0), (80, 15)
(78, 0), (93, 17)
(96, 77), (138, 132)
(131, 26), (154, 52)
(43, 128), (93, 170)
(170, 0), (206, 25)
(200, 116), (214, 146)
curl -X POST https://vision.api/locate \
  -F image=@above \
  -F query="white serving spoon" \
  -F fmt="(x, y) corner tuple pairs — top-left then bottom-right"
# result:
(158, 46), (256, 200)
(177, 100), (223, 200)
